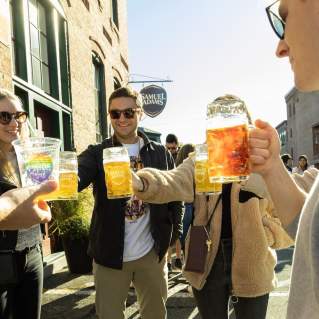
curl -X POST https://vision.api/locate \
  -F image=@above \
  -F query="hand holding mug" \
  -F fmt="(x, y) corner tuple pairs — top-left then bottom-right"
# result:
(249, 119), (281, 176)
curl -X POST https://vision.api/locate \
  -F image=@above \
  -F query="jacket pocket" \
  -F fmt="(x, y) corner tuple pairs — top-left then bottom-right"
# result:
(262, 214), (294, 249)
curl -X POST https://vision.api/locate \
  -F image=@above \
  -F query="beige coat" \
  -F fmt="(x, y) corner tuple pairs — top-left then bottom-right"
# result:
(135, 156), (293, 297)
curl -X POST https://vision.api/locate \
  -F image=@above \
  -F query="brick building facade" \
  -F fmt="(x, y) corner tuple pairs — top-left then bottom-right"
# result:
(0, 0), (129, 153)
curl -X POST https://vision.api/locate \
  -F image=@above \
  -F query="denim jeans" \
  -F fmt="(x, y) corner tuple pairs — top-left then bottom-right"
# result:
(192, 239), (269, 319)
(0, 244), (43, 319)
(180, 203), (194, 249)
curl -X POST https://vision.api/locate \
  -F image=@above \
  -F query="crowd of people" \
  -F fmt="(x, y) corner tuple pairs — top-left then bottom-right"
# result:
(1, 0), (319, 318)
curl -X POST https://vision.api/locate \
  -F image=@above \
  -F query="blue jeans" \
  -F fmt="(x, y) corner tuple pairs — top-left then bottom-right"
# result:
(0, 245), (43, 319)
(192, 239), (269, 319)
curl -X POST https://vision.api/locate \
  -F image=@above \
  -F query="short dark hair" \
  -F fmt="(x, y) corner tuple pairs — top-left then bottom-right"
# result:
(109, 86), (143, 109)
(165, 134), (178, 144)
(281, 153), (292, 164)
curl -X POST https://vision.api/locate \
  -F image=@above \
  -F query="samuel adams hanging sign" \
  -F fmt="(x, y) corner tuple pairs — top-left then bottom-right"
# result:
(140, 85), (167, 118)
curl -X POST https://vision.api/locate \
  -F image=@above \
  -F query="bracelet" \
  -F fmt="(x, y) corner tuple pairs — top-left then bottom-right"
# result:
(138, 177), (149, 192)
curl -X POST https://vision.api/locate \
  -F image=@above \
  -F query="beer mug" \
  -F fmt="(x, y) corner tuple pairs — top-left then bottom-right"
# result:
(42, 151), (78, 201)
(12, 137), (61, 187)
(194, 144), (222, 195)
(103, 147), (132, 199)
(206, 95), (251, 183)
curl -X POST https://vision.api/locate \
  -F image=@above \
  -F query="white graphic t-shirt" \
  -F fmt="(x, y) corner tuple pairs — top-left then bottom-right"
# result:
(122, 138), (154, 262)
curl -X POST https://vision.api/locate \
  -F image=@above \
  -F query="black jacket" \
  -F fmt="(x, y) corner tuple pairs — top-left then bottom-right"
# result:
(78, 132), (183, 269)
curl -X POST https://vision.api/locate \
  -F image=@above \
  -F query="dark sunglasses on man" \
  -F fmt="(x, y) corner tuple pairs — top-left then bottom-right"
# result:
(0, 111), (28, 125)
(266, 0), (285, 40)
(109, 108), (140, 120)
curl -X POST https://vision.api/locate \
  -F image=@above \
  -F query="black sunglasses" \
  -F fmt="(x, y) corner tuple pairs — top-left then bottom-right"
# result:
(109, 108), (140, 120)
(266, 0), (285, 40)
(0, 111), (28, 125)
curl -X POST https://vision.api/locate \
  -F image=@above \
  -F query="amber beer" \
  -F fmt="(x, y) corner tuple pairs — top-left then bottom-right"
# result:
(103, 147), (132, 199)
(206, 123), (250, 183)
(41, 171), (78, 201)
(39, 151), (78, 201)
(206, 95), (251, 183)
(195, 144), (222, 194)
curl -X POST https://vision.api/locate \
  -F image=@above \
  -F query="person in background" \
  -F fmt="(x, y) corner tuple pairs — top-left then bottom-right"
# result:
(165, 133), (179, 163)
(292, 154), (309, 175)
(165, 133), (182, 271)
(249, 0), (319, 318)
(175, 143), (195, 252)
(281, 153), (293, 173)
(78, 86), (183, 319)
(0, 89), (45, 319)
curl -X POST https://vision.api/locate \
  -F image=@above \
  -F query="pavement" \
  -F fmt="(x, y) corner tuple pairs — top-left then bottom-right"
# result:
(41, 247), (293, 319)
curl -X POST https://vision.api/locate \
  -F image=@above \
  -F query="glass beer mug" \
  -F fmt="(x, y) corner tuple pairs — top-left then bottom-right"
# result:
(194, 144), (222, 195)
(206, 95), (251, 183)
(103, 147), (133, 199)
(40, 151), (78, 201)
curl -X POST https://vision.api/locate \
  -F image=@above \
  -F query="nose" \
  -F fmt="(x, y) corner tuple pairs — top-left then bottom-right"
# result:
(276, 39), (289, 58)
(118, 112), (127, 120)
(8, 116), (19, 127)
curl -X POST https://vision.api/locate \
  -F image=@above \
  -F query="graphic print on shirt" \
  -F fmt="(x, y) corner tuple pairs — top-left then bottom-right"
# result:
(125, 155), (147, 222)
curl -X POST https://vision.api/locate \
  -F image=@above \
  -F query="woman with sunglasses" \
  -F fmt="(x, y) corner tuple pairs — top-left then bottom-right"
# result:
(0, 89), (45, 319)
(131, 95), (293, 319)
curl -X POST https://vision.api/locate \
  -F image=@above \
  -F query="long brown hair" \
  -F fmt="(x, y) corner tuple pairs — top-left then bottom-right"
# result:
(176, 143), (195, 167)
(0, 89), (28, 185)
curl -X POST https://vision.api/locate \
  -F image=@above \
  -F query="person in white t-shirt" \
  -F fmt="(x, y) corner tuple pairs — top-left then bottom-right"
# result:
(78, 86), (183, 319)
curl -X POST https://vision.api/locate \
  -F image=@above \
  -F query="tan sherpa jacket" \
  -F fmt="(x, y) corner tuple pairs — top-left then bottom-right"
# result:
(135, 156), (294, 297)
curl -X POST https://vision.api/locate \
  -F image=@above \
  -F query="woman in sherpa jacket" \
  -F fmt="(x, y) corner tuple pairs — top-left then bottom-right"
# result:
(132, 154), (293, 319)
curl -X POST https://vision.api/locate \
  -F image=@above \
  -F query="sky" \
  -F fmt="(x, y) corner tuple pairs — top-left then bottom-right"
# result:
(127, 0), (294, 144)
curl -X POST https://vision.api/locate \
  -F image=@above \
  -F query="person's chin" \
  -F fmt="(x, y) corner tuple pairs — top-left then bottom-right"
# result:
(294, 75), (319, 92)
(294, 64), (319, 92)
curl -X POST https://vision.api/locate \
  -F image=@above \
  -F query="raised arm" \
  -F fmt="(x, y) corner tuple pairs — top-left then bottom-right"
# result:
(132, 156), (195, 203)
(249, 119), (307, 227)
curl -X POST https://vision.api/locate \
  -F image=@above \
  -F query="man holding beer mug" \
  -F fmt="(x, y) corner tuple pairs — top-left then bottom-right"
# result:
(77, 86), (182, 319)
(249, 1), (319, 318)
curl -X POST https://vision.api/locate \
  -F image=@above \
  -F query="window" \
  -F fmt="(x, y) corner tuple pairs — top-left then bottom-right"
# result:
(59, 17), (70, 106)
(63, 112), (73, 151)
(279, 129), (287, 146)
(114, 77), (121, 90)
(293, 103), (296, 116)
(28, 0), (51, 93)
(288, 104), (292, 117)
(290, 128), (293, 138)
(10, 0), (27, 80)
(34, 101), (60, 138)
(291, 148), (294, 159)
(9, 1), (73, 153)
(111, 0), (119, 29)
(93, 54), (107, 142)
(313, 125), (319, 157)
